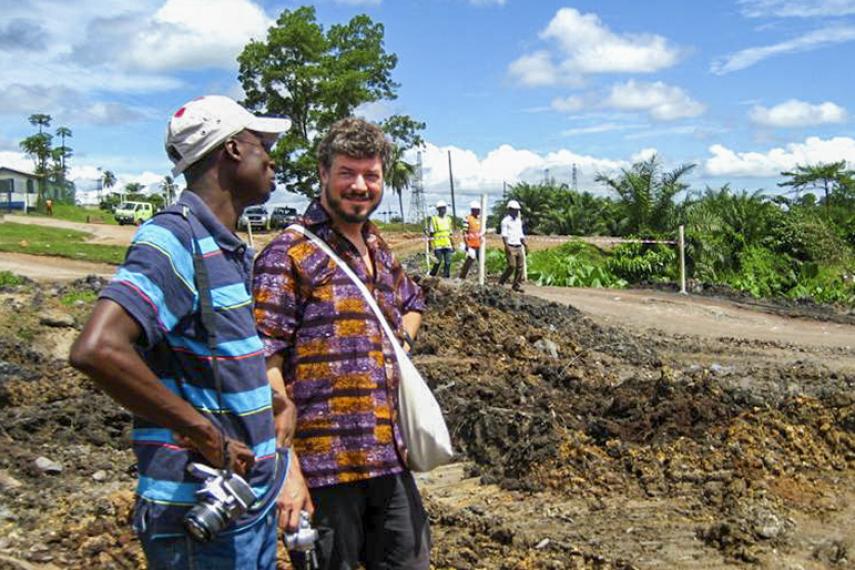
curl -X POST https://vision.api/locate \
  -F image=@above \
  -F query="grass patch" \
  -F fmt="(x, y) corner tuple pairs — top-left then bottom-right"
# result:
(0, 270), (27, 287)
(11, 203), (117, 225)
(60, 290), (98, 306)
(0, 222), (125, 264)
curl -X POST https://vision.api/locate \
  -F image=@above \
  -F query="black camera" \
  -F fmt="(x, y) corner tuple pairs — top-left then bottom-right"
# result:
(183, 462), (257, 542)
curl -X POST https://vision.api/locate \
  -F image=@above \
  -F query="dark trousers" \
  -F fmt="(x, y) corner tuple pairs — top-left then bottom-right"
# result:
(298, 473), (430, 570)
(499, 245), (524, 289)
(458, 248), (479, 279)
(429, 248), (453, 278)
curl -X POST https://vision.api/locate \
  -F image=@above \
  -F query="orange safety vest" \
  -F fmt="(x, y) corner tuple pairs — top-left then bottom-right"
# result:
(465, 214), (481, 248)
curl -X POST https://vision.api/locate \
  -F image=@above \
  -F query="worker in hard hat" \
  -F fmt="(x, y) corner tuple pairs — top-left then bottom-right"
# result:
(458, 200), (482, 279)
(428, 200), (454, 278)
(499, 199), (527, 292)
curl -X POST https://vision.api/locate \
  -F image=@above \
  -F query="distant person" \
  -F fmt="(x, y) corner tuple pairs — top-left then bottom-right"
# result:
(458, 200), (482, 279)
(253, 117), (431, 569)
(499, 199), (527, 292)
(45, 198), (53, 216)
(428, 200), (454, 278)
(69, 95), (295, 569)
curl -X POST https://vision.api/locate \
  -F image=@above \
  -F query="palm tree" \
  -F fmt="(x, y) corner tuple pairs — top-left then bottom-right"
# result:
(385, 146), (415, 221)
(595, 155), (695, 235)
(160, 175), (176, 206)
(102, 170), (117, 192)
(55, 126), (72, 180)
(779, 161), (852, 215)
(28, 113), (51, 134)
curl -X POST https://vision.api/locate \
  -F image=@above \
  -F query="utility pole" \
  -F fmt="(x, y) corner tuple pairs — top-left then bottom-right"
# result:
(447, 150), (458, 227)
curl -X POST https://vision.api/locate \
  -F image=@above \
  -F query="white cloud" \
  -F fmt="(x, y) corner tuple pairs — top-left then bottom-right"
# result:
(739, 0), (855, 18)
(705, 136), (855, 177)
(76, 0), (272, 73)
(0, 151), (35, 174)
(354, 101), (395, 122)
(508, 51), (561, 87)
(749, 99), (848, 127)
(631, 148), (659, 163)
(551, 96), (585, 113)
(605, 80), (705, 121)
(561, 123), (644, 136)
(509, 7), (682, 85)
(408, 142), (628, 196)
(711, 26), (855, 74)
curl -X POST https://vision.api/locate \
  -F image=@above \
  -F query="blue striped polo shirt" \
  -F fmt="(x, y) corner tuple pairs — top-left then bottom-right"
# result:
(99, 191), (285, 538)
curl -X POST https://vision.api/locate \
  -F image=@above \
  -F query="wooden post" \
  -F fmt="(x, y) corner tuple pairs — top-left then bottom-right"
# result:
(679, 225), (687, 295)
(478, 193), (487, 286)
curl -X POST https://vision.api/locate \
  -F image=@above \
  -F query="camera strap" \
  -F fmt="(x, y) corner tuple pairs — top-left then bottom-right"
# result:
(181, 205), (232, 476)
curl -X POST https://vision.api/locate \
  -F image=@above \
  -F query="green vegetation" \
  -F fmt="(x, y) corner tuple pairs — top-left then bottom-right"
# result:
(238, 6), (424, 200)
(0, 223), (125, 264)
(485, 156), (854, 306)
(18, 114), (75, 210)
(20, 203), (116, 224)
(0, 271), (27, 287)
(60, 290), (98, 306)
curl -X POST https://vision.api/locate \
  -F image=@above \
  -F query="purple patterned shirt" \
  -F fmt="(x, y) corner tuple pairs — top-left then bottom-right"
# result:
(253, 201), (426, 488)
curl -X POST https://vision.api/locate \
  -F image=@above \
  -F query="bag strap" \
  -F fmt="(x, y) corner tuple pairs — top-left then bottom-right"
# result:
(168, 205), (231, 474)
(287, 224), (402, 352)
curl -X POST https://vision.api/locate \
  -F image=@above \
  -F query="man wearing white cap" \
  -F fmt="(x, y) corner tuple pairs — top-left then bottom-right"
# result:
(458, 200), (482, 279)
(428, 200), (455, 278)
(70, 95), (295, 569)
(499, 199), (527, 291)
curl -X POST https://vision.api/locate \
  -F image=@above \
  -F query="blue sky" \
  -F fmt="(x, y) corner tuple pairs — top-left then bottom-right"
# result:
(2, 0), (855, 215)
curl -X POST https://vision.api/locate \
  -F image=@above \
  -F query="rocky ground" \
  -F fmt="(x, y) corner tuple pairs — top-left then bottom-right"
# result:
(0, 275), (852, 569)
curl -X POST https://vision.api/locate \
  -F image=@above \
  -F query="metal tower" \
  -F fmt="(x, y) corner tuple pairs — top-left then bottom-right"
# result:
(407, 151), (427, 226)
(571, 163), (578, 191)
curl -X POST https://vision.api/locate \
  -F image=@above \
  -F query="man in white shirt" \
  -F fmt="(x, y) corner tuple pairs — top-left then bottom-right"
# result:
(499, 200), (526, 292)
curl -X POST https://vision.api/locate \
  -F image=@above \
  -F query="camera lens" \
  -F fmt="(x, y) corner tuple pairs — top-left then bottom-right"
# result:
(184, 504), (227, 542)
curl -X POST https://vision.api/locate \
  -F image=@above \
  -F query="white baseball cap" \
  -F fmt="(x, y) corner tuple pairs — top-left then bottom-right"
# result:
(165, 95), (292, 177)
(435, 200), (448, 208)
(469, 200), (481, 209)
(507, 199), (521, 209)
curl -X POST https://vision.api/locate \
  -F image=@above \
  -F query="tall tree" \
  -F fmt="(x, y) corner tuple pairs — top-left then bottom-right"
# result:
(101, 170), (117, 192)
(385, 146), (415, 220)
(55, 126), (72, 180)
(595, 155), (695, 235)
(238, 6), (424, 198)
(778, 161), (852, 214)
(28, 113), (51, 135)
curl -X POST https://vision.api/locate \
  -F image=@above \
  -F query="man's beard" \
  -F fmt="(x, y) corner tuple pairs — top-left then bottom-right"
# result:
(324, 182), (381, 224)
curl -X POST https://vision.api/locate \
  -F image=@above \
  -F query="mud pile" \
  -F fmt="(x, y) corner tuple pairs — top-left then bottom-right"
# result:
(0, 276), (852, 568)
(414, 280), (854, 567)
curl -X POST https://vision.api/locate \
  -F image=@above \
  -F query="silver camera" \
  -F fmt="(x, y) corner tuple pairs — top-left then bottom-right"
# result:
(285, 510), (320, 569)
(183, 462), (257, 542)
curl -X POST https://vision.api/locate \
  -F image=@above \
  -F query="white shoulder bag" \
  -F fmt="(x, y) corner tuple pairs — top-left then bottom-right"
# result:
(288, 225), (454, 472)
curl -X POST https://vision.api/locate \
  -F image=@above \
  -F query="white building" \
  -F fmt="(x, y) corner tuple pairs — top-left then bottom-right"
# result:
(0, 166), (39, 211)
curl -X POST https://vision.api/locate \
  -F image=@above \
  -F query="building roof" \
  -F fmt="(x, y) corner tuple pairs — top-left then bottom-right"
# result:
(0, 166), (37, 179)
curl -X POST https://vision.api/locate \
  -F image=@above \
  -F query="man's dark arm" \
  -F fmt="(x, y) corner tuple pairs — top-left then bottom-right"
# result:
(69, 299), (254, 475)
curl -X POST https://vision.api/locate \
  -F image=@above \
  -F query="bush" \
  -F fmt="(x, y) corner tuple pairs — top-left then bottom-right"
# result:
(0, 271), (26, 287)
(607, 242), (676, 282)
(527, 242), (626, 288)
(769, 208), (848, 264)
(728, 246), (796, 298)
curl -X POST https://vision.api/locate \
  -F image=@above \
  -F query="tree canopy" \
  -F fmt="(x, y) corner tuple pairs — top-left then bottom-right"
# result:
(238, 6), (424, 198)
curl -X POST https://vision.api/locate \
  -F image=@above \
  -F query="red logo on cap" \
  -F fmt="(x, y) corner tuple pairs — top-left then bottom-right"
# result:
(174, 107), (186, 118)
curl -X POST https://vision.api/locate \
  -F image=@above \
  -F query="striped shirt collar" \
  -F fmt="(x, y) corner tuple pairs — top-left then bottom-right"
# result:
(177, 190), (245, 253)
